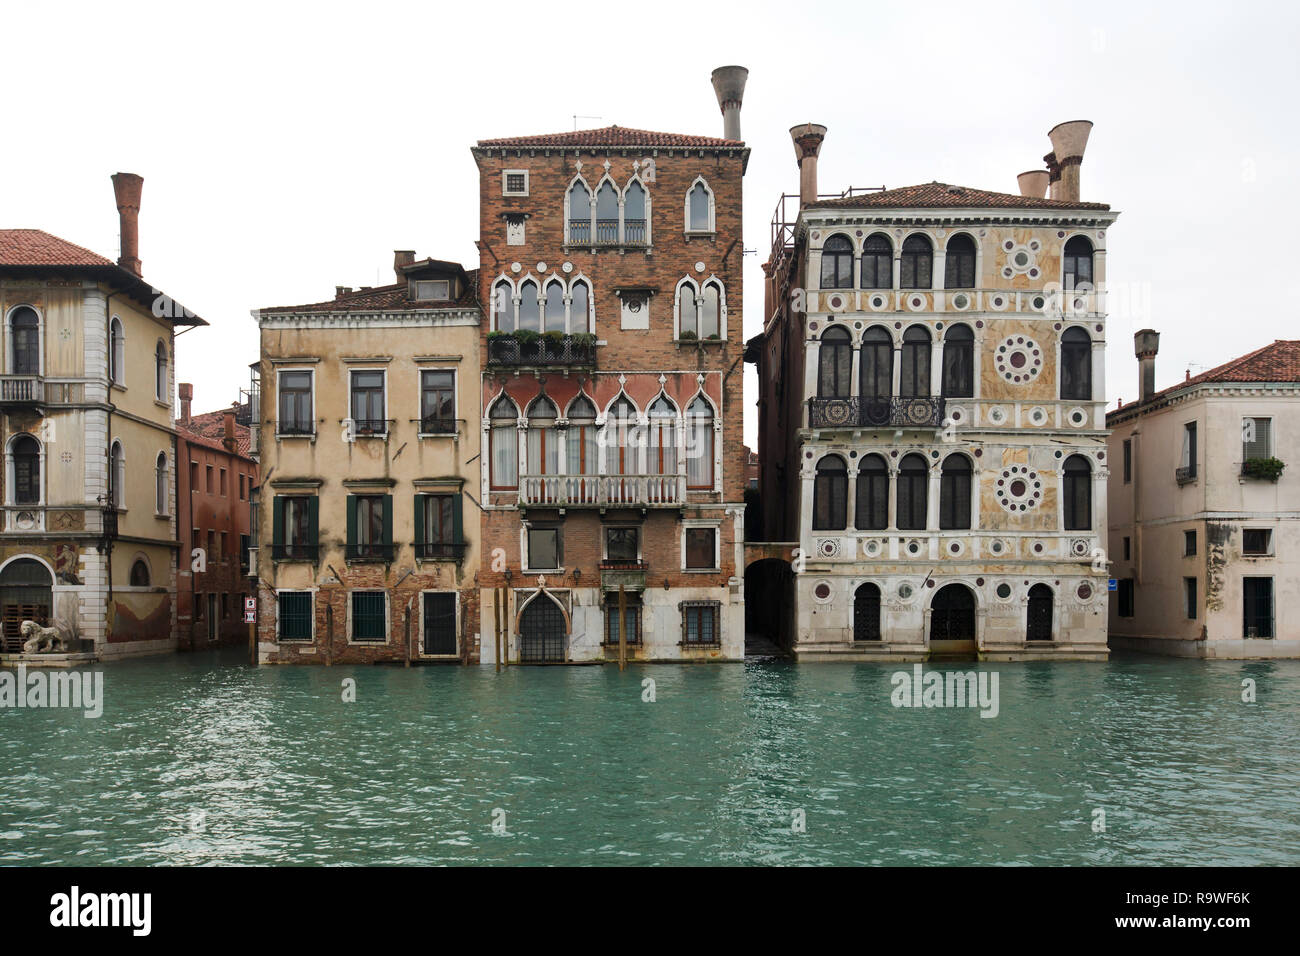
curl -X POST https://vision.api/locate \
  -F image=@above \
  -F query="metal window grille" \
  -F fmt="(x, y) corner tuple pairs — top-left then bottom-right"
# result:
(278, 592), (313, 641)
(352, 591), (386, 642)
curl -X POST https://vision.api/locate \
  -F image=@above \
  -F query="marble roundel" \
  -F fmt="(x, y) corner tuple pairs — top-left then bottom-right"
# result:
(995, 336), (1043, 384)
(995, 465), (1042, 513)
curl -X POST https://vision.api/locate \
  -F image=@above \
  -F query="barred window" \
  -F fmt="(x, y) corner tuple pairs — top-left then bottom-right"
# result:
(351, 591), (386, 642)
(278, 591), (313, 641)
(604, 593), (643, 645)
(680, 601), (721, 646)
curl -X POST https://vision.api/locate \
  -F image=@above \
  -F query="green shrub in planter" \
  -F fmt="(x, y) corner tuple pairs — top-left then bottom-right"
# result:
(570, 333), (597, 348)
(1242, 457), (1285, 481)
(513, 329), (540, 344)
(706, 332), (721, 340)
(542, 331), (566, 345)
(678, 330), (697, 341)
(487, 331), (509, 341)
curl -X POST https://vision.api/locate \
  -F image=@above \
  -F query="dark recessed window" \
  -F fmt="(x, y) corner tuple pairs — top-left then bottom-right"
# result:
(1061, 328), (1092, 401)
(812, 455), (848, 531)
(1063, 236), (1094, 289)
(1243, 529), (1272, 555)
(350, 370), (386, 435)
(941, 324), (974, 398)
(900, 235), (932, 289)
(421, 370), (455, 433)
(278, 370), (313, 434)
(1184, 529), (1197, 556)
(351, 591), (387, 642)
(685, 528), (717, 570)
(528, 526), (560, 570)
(1184, 577), (1197, 619)
(820, 235), (853, 289)
(605, 526), (639, 564)
(860, 234), (892, 289)
(943, 234), (977, 289)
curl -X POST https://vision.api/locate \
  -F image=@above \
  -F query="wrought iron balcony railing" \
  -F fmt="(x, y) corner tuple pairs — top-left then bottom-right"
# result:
(519, 474), (684, 509)
(1175, 466), (1197, 485)
(275, 421), (315, 437)
(487, 334), (597, 368)
(414, 541), (467, 561)
(808, 396), (946, 429)
(346, 542), (395, 562)
(272, 543), (319, 561)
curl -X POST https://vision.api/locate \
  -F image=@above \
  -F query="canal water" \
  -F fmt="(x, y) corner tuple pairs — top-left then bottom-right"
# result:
(2, 651), (1297, 866)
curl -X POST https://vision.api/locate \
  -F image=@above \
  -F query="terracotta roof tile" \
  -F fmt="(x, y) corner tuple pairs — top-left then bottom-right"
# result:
(807, 181), (1110, 211)
(476, 125), (743, 149)
(259, 269), (479, 315)
(0, 228), (114, 266)
(178, 408), (254, 460)
(1135, 340), (1300, 407)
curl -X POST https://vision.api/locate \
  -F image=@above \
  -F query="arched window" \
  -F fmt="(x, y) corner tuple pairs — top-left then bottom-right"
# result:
(569, 279), (591, 333)
(11, 435), (40, 505)
(900, 235), (933, 289)
(1063, 236), (1094, 289)
(595, 181), (619, 243)
(489, 397), (519, 490)
(109, 316), (125, 385)
(678, 280), (699, 338)
(624, 180), (647, 243)
(647, 397), (676, 476)
(897, 453), (928, 531)
(155, 452), (168, 515)
(110, 440), (125, 509)
(686, 397), (714, 490)
(1061, 327), (1092, 400)
(9, 307), (40, 375)
(526, 397), (559, 476)
(700, 281), (721, 339)
(812, 455), (848, 530)
(938, 454), (972, 530)
(494, 279), (516, 332)
(860, 234), (892, 289)
(606, 397), (639, 476)
(154, 341), (168, 401)
(567, 180), (592, 243)
(855, 453), (888, 530)
(688, 180), (712, 232)
(543, 281), (565, 333)
(817, 326), (852, 398)
(1, 558), (52, 648)
(899, 326), (931, 398)
(854, 583), (882, 641)
(130, 559), (151, 588)
(517, 279), (540, 332)
(860, 326), (893, 403)
(944, 234), (977, 289)
(941, 323), (974, 398)
(820, 235), (853, 289)
(566, 396), (598, 475)
(1063, 455), (1092, 530)
(1027, 584), (1053, 641)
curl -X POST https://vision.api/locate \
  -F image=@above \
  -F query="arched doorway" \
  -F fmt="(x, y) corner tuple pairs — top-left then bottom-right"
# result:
(1, 558), (53, 653)
(1027, 584), (1053, 641)
(929, 583), (976, 658)
(743, 558), (794, 653)
(519, 593), (566, 663)
(853, 583), (881, 641)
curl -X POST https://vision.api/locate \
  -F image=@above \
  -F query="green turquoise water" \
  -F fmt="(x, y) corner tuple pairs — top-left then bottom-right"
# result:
(2, 651), (1297, 865)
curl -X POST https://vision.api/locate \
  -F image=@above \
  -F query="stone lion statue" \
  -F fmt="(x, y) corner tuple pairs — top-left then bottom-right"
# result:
(20, 619), (75, 654)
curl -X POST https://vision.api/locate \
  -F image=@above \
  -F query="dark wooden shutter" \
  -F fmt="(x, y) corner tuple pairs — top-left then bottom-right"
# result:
(272, 496), (284, 549)
(413, 494), (425, 546)
(346, 495), (357, 548)
(308, 496), (319, 547)
(382, 494), (393, 547)
(451, 494), (463, 545)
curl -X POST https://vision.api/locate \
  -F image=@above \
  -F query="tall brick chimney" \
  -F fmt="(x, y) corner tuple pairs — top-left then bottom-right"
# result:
(710, 66), (748, 141)
(223, 405), (237, 452)
(1134, 329), (1160, 403)
(111, 172), (144, 276)
(790, 124), (827, 208)
(179, 382), (193, 424)
(1044, 121), (1092, 202)
(393, 250), (415, 282)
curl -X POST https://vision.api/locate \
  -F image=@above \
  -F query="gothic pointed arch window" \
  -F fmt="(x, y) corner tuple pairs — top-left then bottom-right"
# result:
(860, 233), (893, 289)
(941, 323), (974, 398)
(677, 279), (700, 339)
(813, 455), (848, 530)
(686, 396), (714, 489)
(687, 179), (713, 233)
(494, 279), (516, 332)
(567, 179), (592, 243)
(517, 279), (541, 332)
(939, 454), (972, 530)
(606, 397), (639, 476)
(543, 280), (566, 333)
(817, 326), (852, 398)
(900, 326), (931, 398)
(944, 234), (977, 289)
(569, 278), (591, 333)
(855, 453), (888, 530)
(647, 397), (677, 476)
(900, 234), (933, 289)
(526, 397), (559, 476)
(624, 179), (647, 243)
(820, 234), (853, 289)
(897, 453), (928, 531)
(595, 181), (619, 243)
(566, 395), (598, 476)
(489, 397), (519, 490)
(700, 280), (722, 339)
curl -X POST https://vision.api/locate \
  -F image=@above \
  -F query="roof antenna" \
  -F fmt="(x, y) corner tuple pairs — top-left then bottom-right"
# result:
(573, 114), (602, 131)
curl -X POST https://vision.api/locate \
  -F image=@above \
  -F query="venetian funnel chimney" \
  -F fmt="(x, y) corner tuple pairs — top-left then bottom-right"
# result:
(711, 66), (749, 141)
(1044, 120), (1092, 202)
(179, 382), (193, 424)
(1134, 329), (1160, 402)
(111, 172), (144, 276)
(1017, 169), (1049, 199)
(223, 405), (237, 452)
(790, 123), (827, 208)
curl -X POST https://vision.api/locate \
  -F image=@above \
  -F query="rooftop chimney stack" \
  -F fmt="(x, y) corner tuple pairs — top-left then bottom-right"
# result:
(790, 123), (828, 209)
(179, 382), (193, 424)
(1134, 329), (1160, 403)
(710, 65), (748, 141)
(223, 405), (237, 453)
(393, 250), (415, 282)
(1017, 169), (1049, 199)
(1045, 120), (1092, 202)
(111, 172), (144, 276)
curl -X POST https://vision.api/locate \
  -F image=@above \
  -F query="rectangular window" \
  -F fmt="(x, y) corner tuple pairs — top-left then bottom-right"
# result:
(422, 593), (458, 655)
(685, 527), (718, 570)
(240, 533), (251, 571)
(1122, 439), (1132, 483)
(221, 593), (229, 620)
(1122, 536), (1131, 560)
(527, 526), (561, 570)
(278, 370), (314, 434)
(1118, 578), (1134, 618)
(275, 495), (317, 560)
(1184, 529), (1197, 556)
(351, 591), (387, 642)
(206, 465), (214, 494)
(190, 461), (199, 488)
(192, 527), (200, 551)
(195, 592), (205, 620)
(605, 526), (639, 564)
(413, 279), (450, 301)
(415, 493), (461, 560)
(1243, 417), (1272, 460)
(239, 474), (246, 500)
(503, 170), (529, 196)
(681, 601), (721, 646)
(220, 531), (228, 559)
(220, 469), (227, 496)
(420, 370), (456, 433)
(604, 593), (642, 645)
(1184, 577), (1197, 619)
(348, 494), (391, 561)
(1179, 422), (1198, 481)
(207, 530), (215, 556)
(1243, 529), (1272, 555)
(350, 370), (386, 435)
(1243, 577), (1273, 638)
(278, 591), (313, 641)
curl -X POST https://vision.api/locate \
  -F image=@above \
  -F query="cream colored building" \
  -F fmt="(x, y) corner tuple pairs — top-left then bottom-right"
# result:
(1107, 334), (1300, 657)
(252, 254), (483, 663)
(0, 174), (205, 661)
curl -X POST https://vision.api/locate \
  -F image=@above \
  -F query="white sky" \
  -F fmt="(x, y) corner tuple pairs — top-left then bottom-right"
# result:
(3, 0), (1297, 448)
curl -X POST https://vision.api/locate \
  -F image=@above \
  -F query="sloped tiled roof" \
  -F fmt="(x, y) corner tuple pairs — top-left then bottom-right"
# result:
(476, 125), (743, 149)
(259, 269), (479, 315)
(1134, 340), (1300, 408)
(0, 229), (115, 266)
(807, 182), (1110, 211)
(178, 408), (254, 460)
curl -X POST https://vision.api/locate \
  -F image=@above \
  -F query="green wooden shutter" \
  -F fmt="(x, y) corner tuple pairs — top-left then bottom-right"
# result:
(451, 494), (463, 545)
(272, 496), (284, 549)
(413, 494), (425, 547)
(346, 495), (357, 548)
(307, 496), (319, 548)
(382, 494), (393, 547)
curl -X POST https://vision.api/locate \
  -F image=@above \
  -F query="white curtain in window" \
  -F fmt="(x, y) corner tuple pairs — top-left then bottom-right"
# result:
(491, 426), (517, 486)
(686, 398), (714, 488)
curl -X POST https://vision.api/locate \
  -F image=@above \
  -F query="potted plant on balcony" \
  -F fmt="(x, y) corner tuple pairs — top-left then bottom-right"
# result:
(1241, 456), (1285, 481)
(678, 329), (697, 344)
